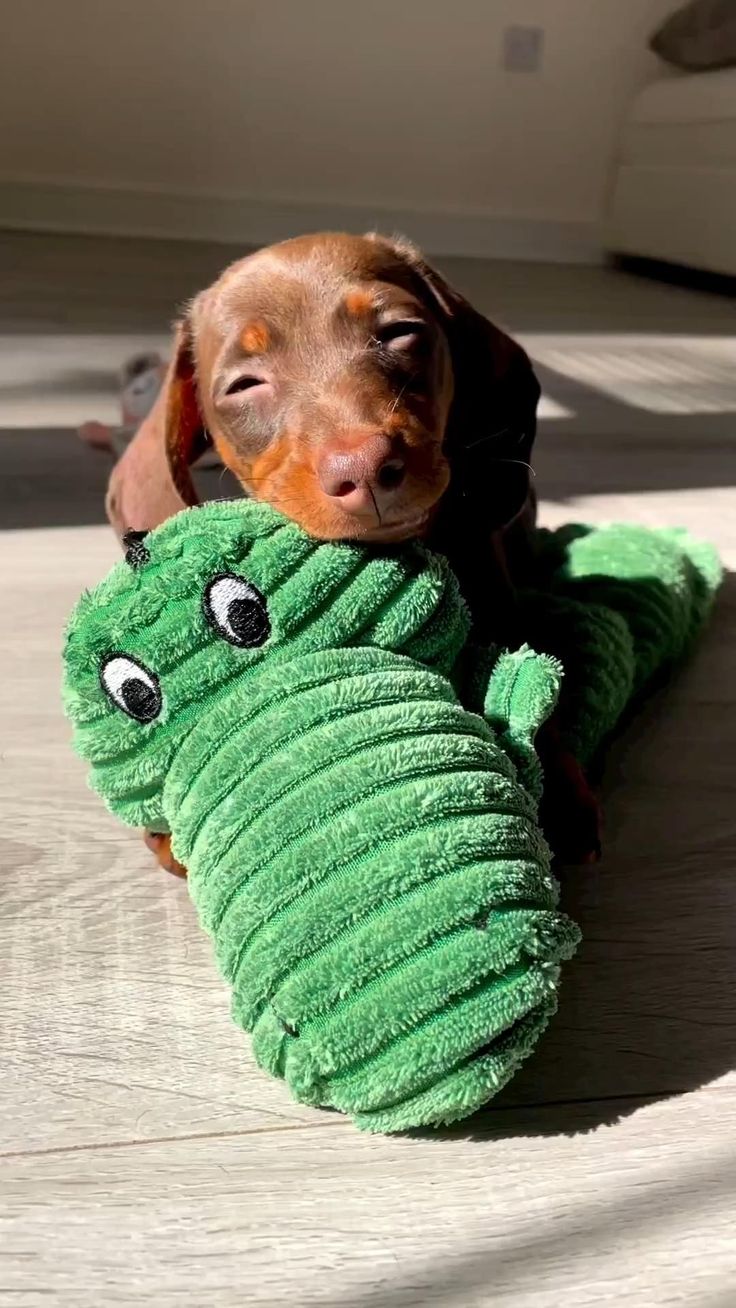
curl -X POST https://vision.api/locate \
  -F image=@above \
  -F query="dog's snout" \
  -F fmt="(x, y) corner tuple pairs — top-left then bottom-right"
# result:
(317, 434), (406, 517)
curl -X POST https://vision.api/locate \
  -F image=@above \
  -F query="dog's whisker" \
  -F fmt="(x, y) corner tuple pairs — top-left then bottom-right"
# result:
(465, 425), (512, 450)
(492, 457), (536, 478)
(387, 380), (410, 417)
(367, 484), (382, 527)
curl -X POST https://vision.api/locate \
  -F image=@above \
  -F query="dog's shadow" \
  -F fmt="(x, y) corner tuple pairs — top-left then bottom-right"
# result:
(447, 567), (736, 1142)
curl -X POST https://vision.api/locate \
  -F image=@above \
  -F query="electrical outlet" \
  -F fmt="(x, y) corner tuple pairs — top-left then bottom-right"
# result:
(502, 25), (544, 73)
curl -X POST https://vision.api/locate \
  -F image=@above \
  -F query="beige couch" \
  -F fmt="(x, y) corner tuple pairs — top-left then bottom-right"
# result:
(605, 66), (736, 275)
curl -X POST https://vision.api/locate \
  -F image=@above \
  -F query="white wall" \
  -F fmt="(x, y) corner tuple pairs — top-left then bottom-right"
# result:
(0, 0), (674, 258)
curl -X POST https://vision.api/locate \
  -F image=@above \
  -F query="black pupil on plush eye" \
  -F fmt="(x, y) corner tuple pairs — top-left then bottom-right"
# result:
(122, 678), (159, 722)
(203, 574), (271, 648)
(228, 596), (269, 645)
(100, 654), (162, 723)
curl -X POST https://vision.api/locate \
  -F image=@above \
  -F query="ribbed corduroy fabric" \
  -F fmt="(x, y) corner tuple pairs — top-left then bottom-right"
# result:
(63, 502), (720, 1131)
(518, 522), (722, 765)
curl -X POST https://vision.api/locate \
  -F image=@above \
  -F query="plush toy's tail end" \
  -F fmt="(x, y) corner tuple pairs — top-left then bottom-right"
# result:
(657, 528), (723, 645)
(544, 521), (722, 709)
(513, 523), (723, 772)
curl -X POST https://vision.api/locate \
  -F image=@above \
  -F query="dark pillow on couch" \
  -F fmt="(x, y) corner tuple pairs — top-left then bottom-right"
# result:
(650, 0), (736, 70)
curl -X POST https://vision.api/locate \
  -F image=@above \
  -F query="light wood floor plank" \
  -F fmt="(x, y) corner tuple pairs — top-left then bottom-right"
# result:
(3, 1093), (735, 1308)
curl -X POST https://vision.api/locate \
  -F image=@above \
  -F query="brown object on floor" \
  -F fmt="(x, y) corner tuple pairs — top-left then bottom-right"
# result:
(105, 330), (210, 537)
(143, 831), (188, 879)
(536, 723), (603, 866)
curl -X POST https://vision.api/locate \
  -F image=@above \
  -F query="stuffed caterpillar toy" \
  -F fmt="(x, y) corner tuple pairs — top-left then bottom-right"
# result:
(63, 501), (719, 1132)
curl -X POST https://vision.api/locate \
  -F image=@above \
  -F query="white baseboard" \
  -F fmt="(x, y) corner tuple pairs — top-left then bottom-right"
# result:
(0, 177), (601, 264)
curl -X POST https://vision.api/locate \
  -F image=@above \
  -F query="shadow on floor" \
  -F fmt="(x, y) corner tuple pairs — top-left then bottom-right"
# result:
(613, 253), (736, 302)
(3, 229), (734, 530)
(0, 427), (242, 530)
(533, 359), (736, 500)
(2, 379), (735, 532)
(0, 228), (254, 335)
(317, 1155), (736, 1308)
(6, 228), (733, 337)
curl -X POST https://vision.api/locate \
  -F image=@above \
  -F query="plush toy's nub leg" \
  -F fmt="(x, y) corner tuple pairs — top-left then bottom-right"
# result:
(482, 646), (562, 802)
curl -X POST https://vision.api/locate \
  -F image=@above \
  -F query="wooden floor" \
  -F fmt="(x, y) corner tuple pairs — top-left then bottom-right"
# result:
(2, 232), (735, 1307)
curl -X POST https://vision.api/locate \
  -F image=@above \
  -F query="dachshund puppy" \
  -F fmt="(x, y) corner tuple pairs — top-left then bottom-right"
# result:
(107, 233), (598, 870)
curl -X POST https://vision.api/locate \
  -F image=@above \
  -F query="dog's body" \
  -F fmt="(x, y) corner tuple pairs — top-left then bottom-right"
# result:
(109, 233), (598, 869)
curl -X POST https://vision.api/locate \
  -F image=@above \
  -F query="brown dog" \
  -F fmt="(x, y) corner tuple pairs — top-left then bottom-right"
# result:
(108, 232), (597, 871)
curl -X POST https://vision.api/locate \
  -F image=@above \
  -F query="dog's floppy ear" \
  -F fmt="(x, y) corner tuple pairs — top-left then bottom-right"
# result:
(105, 317), (207, 538)
(370, 235), (541, 531)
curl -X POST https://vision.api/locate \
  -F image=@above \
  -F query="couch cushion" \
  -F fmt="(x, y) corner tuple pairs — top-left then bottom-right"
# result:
(629, 66), (736, 123)
(619, 68), (736, 167)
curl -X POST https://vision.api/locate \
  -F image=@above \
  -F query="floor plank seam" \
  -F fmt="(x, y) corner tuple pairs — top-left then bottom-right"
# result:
(0, 1117), (352, 1161)
(5, 1087), (716, 1161)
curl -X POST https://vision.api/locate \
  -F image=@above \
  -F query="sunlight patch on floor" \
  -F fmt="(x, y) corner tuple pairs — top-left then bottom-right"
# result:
(0, 333), (168, 427)
(537, 394), (574, 420)
(525, 334), (736, 415)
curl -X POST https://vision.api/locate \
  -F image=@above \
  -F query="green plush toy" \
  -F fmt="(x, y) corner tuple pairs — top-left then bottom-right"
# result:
(62, 502), (720, 1131)
(517, 522), (722, 768)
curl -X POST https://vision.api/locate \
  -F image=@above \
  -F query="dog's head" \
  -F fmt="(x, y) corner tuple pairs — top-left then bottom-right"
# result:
(107, 233), (539, 546)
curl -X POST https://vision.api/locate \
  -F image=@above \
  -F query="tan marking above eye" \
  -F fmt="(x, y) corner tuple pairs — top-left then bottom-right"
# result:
(240, 321), (271, 354)
(344, 289), (375, 318)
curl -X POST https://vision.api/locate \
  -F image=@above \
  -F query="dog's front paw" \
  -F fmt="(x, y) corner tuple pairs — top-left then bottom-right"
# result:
(143, 830), (188, 878)
(538, 745), (603, 867)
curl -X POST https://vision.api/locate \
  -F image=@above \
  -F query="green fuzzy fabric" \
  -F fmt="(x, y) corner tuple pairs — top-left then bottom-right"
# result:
(517, 522), (722, 765)
(62, 502), (720, 1132)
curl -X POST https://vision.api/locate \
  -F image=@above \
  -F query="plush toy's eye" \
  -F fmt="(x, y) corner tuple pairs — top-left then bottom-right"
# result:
(100, 654), (162, 723)
(203, 573), (271, 648)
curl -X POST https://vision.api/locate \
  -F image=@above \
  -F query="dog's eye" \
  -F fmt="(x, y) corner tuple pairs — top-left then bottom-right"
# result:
(100, 655), (162, 723)
(225, 376), (265, 396)
(203, 573), (271, 648)
(375, 320), (426, 350)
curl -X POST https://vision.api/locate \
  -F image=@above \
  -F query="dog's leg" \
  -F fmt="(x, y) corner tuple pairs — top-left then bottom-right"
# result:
(143, 831), (188, 878)
(535, 723), (603, 866)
